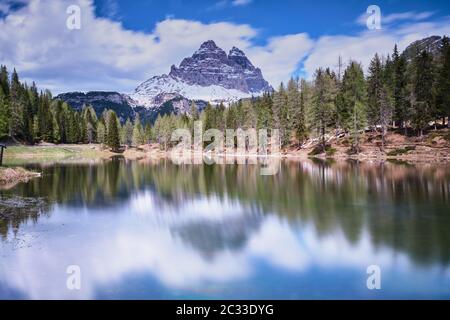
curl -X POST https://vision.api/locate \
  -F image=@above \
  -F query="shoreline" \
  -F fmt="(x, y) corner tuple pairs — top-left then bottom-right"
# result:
(2, 138), (450, 167)
(0, 167), (41, 189)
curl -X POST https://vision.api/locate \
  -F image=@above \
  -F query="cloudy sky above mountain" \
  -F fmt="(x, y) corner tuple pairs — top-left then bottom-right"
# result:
(0, 0), (450, 93)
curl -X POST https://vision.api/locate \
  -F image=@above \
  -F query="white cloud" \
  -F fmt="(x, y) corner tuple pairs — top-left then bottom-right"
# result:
(247, 33), (313, 86)
(1, 1), (448, 95)
(207, 0), (252, 11)
(356, 10), (435, 27)
(232, 0), (252, 6)
(0, 191), (420, 299)
(0, 0), (310, 94)
(303, 18), (450, 79)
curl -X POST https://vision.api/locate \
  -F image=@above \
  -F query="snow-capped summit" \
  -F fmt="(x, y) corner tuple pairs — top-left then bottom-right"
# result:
(131, 40), (272, 108)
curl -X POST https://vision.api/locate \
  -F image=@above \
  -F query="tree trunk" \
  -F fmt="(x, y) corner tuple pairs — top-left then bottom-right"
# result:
(321, 126), (326, 153)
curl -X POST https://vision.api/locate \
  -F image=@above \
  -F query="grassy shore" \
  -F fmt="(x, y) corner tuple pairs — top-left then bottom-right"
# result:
(0, 167), (41, 186)
(3, 144), (115, 165)
(2, 128), (450, 166)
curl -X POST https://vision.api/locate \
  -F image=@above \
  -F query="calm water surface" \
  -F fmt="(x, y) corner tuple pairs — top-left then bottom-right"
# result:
(1, 158), (450, 299)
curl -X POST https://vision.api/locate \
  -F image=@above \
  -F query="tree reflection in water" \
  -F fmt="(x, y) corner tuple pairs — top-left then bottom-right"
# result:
(1, 158), (450, 268)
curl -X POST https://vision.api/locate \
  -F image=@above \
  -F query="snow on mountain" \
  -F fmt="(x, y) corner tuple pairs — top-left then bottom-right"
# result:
(131, 74), (264, 108)
(131, 40), (272, 108)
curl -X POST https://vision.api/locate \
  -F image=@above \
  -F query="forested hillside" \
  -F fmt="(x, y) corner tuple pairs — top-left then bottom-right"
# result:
(1, 36), (449, 154)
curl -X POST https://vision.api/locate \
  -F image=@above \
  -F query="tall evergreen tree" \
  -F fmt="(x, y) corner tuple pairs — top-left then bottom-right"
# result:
(272, 83), (288, 146)
(9, 69), (25, 139)
(435, 36), (450, 127)
(107, 112), (121, 152)
(0, 86), (9, 138)
(340, 61), (367, 153)
(132, 114), (145, 146)
(83, 105), (98, 143)
(311, 68), (337, 152)
(189, 101), (199, 131)
(242, 99), (257, 129)
(256, 93), (272, 130)
(392, 45), (410, 132)
(97, 121), (106, 145)
(121, 118), (133, 146)
(203, 103), (216, 131)
(367, 54), (392, 147)
(37, 91), (54, 142)
(412, 50), (434, 137)
(286, 78), (302, 146)
(294, 79), (309, 145)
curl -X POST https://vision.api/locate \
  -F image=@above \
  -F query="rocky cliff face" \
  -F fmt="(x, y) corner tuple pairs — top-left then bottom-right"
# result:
(402, 35), (444, 61)
(131, 40), (272, 108)
(169, 40), (271, 93)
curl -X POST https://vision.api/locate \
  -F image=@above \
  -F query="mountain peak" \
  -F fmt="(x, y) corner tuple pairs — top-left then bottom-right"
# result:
(133, 40), (272, 108)
(229, 46), (246, 57)
(194, 40), (225, 56)
(200, 40), (219, 49)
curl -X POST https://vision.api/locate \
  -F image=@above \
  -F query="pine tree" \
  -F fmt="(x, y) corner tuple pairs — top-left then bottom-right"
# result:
(121, 118), (133, 146)
(203, 103), (215, 131)
(311, 68), (337, 152)
(435, 36), (450, 128)
(153, 114), (162, 145)
(0, 66), (10, 139)
(190, 101), (199, 120)
(292, 79), (311, 146)
(0, 66), (9, 98)
(226, 104), (238, 129)
(412, 50), (434, 137)
(242, 99), (257, 129)
(189, 101), (199, 131)
(272, 83), (288, 146)
(107, 112), (121, 152)
(286, 78), (299, 146)
(0, 86), (9, 138)
(144, 123), (153, 144)
(83, 105), (98, 143)
(299, 79), (312, 140)
(97, 121), (106, 145)
(392, 45), (410, 132)
(132, 114), (145, 146)
(73, 112), (82, 143)
(367, 54), (392, 148)
(340, 61), (367, 153)
(9, 69), (25, 139)
(216, 103), (226, 132)
(37, 91), (54, 142)
(256, 93), (272, 130)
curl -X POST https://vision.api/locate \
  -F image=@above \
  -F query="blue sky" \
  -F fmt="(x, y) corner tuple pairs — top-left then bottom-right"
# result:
(93, 0), (450, 40)
(1, 0), (450, 93)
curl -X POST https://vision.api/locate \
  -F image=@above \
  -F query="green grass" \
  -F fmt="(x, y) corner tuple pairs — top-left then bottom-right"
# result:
(387, 146), (416, 157)
(3, 145), (107, 165)
(309, 145), (336, 157)
(325, 147), (337, 157)
(5, 146), (75, 156)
